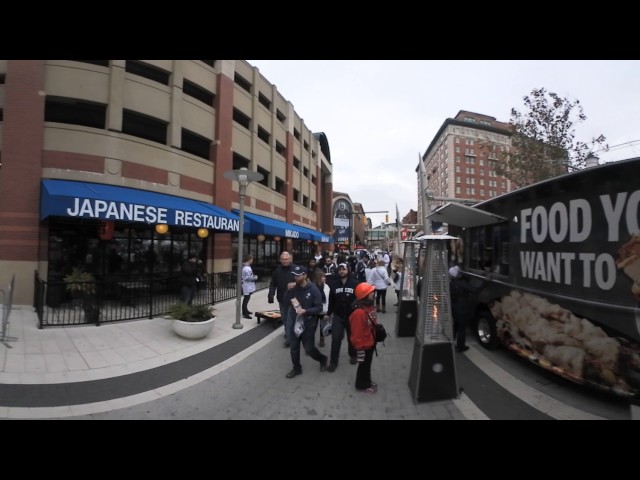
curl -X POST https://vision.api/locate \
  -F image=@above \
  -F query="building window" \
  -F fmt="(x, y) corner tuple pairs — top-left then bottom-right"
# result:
(69, 60), (109, 67)
(311, 175), (316, 185)
(293, 188), (300, 203)
(455, 137), (460, 144)
(125, 60), (170, 85)
(257, 166), (270, 188)
(181, 129), (211, 160)
(233, 108), (251, 130)
(234, 73), (251, 93)
(303, 140), (309, 151)
(303, 195), (309, 208)
(275, 140), (286, 157)
(275, 177), (285, 195)
(232, 152), (250, 170)
(276, 109), (286, 123)
(311, 200), (316, 211)
(257, 126), (270, 145)
(303, 166), (309, 178)
(311, 151), (317, 159)
(122, 109), (167, 144)
(293, 156), (300, 170)
(258, 92), (271, 110)
(200, 60), (215, 67)
(183, 79), (214, 107)
(45, 96), (106, 129)
(293, 128), (301, 141)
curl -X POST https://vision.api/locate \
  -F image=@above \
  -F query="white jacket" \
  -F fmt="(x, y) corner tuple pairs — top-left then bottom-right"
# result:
(371, 266), (390, 290)
(241, 264), (258, 295)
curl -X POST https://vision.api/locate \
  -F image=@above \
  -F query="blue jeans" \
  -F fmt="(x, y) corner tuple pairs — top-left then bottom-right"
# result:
(278, 299), (293, 340)
(329, 313), (356, 366)
(289, 315), (327, 372)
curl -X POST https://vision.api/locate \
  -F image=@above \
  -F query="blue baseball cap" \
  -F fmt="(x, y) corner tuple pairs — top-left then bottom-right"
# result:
(292, 265), (308, 276)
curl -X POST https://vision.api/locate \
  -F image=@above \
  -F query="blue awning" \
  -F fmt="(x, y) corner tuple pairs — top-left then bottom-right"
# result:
(241, 211), (315, 240)
(40, 179), (241, 232)
(296, 225), (333, 243)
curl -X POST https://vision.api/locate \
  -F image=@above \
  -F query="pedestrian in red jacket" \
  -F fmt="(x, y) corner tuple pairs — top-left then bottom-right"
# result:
(349, 283), (378, 393)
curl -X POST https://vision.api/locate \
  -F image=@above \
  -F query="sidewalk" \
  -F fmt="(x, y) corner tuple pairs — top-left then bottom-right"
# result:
(0, 289), (484, 419)
(0, 290), (279, 385)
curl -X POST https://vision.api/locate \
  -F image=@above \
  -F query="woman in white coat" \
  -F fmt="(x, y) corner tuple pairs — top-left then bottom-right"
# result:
(241, 254), (258, 319)
(371, 259), (391, 313)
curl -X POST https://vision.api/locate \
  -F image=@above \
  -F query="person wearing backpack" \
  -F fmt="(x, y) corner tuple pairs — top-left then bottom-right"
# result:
(349, 283), (379, 393)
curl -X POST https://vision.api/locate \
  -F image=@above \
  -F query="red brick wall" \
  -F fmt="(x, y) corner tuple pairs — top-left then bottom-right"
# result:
(0, 60), (45, 261)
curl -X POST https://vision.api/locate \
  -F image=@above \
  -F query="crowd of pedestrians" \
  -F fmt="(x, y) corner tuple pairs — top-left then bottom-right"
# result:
(267, 249), (394, 393)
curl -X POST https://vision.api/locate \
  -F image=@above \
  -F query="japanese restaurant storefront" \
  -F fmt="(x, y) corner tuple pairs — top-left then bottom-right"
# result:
(40, 179), (240, 288)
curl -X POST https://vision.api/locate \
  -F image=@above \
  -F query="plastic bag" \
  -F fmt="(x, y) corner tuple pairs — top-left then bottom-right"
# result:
(294, 315), (305, 337)
(320, 315), (332, 336)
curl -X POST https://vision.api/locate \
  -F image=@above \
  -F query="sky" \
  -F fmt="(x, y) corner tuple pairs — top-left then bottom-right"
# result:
(247, 60), (640, 228)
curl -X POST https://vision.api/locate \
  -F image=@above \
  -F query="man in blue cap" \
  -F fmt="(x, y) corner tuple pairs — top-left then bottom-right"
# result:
(285, 265), (329, 378)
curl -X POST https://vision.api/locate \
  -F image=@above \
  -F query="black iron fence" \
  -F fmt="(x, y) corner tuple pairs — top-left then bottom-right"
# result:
(33, 271), (270, 328)
(1, 274), (15, 341)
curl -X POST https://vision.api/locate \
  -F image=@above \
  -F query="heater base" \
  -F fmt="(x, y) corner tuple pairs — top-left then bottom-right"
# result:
(395, 300), (418, 337)
(408, 340), (458, 403)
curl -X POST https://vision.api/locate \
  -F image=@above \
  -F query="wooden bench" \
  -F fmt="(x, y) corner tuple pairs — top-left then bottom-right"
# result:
(254, 310), (282, 328)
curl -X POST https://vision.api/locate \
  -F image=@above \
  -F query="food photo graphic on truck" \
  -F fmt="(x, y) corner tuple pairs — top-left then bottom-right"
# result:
(429, 156), (640, 398)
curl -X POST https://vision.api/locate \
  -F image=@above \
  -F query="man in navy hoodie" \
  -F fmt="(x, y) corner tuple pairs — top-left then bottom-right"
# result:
(285, 265), (328, 378)
(326, 263), (361, 371)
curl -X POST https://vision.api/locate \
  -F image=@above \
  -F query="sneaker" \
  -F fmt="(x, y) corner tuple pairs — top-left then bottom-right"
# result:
(326, 364), (337, 372)
(283, 340), (290, 348)
(319, 356), (328, 372)
(243, 314), (252, 319)
(285, 368), (302, 378)
(319, 337), (325, 347)
(356, 385), (377, 394)
(350, 356), (358, 365)
(455, 346), (470, 353)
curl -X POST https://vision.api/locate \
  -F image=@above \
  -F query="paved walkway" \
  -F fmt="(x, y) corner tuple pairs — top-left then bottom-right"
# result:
(0, 288), (629, 420)
(0, 289), (486, 419)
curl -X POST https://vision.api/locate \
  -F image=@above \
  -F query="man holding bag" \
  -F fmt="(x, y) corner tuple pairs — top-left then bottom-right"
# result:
(285, 265), (328, 379)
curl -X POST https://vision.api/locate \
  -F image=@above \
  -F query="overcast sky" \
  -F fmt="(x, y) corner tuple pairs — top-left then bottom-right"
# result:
(247, 60), (640, 228)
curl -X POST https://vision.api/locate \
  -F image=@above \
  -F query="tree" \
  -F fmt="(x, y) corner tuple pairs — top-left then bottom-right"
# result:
(492, 87), (608, 188)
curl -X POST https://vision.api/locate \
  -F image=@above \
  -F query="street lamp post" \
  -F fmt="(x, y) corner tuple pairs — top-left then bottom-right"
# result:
(224, 167), (263, 329)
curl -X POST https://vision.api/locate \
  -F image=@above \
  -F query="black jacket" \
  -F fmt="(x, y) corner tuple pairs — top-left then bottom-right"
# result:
(327, 275), (360, 318)
(268, 264), (295, 302)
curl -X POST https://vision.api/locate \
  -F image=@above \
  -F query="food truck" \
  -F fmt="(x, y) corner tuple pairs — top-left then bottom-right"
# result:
(427, 156), (640, 398)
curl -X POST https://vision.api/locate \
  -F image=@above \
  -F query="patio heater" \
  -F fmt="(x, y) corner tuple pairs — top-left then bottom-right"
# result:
(408, 234), (459, 403)
(396, 240), (419, 337)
